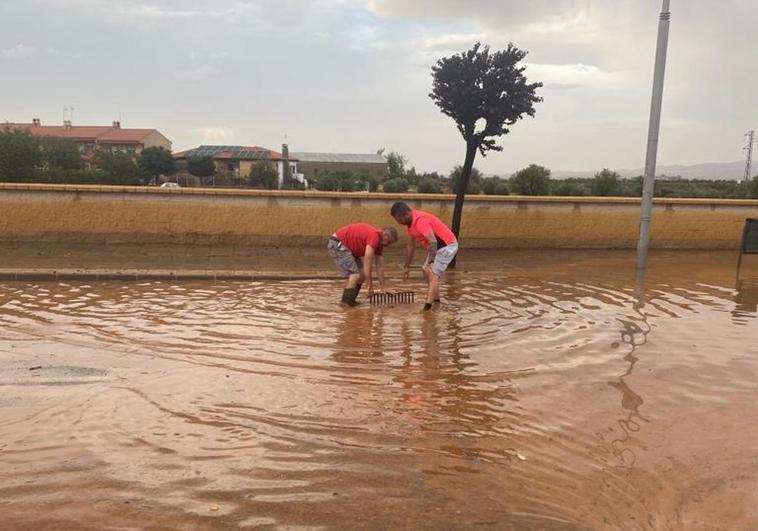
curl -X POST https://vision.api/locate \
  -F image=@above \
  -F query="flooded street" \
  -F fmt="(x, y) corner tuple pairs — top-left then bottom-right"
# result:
(1, 251), (757, 530)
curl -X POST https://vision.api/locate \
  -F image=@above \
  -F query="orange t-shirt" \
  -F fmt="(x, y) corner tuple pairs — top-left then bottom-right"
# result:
(407, 210), (456, 249)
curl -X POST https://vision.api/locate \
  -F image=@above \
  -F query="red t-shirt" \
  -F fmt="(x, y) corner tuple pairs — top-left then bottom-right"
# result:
(335, 223), (384, 258)
(407, 210), (456, 249)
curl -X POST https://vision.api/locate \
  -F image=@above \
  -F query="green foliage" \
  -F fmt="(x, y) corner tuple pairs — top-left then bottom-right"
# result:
(0, 126), (41, 181)
(511, 164), (551, 195)
(417, 178), (443, 193)
(482, 176), (508, 195)
(187, 155), (215, 178)
(37, 167), (143, 185)
(385, 152), (407, 181)
(96, 150), (140, 179)
(248, 161), (279, 189)
(449, 165), (482, 194)
(138, 146), (176, 178)
(312, 170), (363, 191)
(430, 42), (543, 156)
(750, 176), (758, 199)
(493, 181), (510, 195)
(591, 168), (623, 196)
(553, 180), (588, 196)
(382, 178), (409, 193)
(41, 139), (84, 171)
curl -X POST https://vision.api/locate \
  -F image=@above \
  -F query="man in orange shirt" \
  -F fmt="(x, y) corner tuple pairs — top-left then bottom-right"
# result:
(390, 202), (458, 311)
(327, 223), (399, 306)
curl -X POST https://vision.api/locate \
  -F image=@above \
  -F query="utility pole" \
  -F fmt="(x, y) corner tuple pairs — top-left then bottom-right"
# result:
(743, 130), (756, 183)
(636, 0), (671, 270)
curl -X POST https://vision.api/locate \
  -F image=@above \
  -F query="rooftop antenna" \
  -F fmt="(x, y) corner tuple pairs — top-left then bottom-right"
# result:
(742, 130), (756, 183)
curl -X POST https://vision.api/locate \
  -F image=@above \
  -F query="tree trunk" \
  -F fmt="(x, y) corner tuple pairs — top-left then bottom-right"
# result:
(449, 141), (478, 269)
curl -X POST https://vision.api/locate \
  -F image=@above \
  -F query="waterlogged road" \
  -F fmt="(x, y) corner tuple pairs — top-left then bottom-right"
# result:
(1, 251), (757, 530)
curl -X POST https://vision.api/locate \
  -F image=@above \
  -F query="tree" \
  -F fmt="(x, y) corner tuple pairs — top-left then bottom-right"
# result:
(591, 168), (622, 196)
(138, 146), (176, 183)
(248, 161), (279, 189)
(385, 152), (407, 181)
(450, 165), (482, 194)
(511, 164), (551, 195)
(0, 126), (41, 181)
(96, 150), (140, 180)
(41, 139), (83, 171)
(187, 155), (216, 183)
(430, 42), (542, 254)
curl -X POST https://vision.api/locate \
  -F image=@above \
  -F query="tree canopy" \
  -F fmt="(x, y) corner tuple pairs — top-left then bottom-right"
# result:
(138, 146), (176, 180)
(0, 126), (41, 181)
(187, 155), (216, 179)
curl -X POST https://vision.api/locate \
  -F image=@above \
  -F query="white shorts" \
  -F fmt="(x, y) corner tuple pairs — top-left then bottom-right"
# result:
(424, 242), (458, 276)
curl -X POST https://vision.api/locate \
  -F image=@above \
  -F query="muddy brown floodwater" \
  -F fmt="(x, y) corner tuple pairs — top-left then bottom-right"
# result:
(1, 250), (757, 530)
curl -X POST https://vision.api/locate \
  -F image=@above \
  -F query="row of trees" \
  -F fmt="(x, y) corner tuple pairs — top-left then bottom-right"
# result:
(358, 154), (758, 199)
(0, 127), (176, 185)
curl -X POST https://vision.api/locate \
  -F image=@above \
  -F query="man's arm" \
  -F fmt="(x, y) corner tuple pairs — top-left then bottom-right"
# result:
(375, 255), (389, 292)
(363, 244), (375, 294)
(402, 238), (415, 281)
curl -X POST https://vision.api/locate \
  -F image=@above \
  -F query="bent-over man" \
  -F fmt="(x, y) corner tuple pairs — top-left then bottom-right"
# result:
(327, 223), (399, 306)
(390, 202), (458, 311)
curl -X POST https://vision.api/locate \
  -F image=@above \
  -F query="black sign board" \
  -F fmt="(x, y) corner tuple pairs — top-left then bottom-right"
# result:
(742, 218), (758, 253)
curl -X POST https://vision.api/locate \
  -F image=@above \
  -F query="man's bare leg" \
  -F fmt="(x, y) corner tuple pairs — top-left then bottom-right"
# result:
(424, 274), (440, 310)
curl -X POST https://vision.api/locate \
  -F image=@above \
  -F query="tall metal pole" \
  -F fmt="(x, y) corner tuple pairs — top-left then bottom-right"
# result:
(743, 130), (755, 183)
(636, 0), (671, 269)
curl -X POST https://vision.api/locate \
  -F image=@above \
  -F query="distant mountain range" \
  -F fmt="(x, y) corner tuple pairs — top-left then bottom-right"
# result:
(551, 160), (749, 181)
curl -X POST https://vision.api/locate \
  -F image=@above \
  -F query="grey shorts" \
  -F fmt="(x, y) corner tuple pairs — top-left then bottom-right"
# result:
(327, 238), (362, 277)
(424, 242), (459, 276)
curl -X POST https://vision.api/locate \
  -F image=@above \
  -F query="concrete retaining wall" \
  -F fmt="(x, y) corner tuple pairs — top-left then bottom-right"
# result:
(1, 183), (756, 248)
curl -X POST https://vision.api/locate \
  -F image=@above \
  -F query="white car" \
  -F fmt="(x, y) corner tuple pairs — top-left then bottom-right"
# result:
(160, 182), (180, 188)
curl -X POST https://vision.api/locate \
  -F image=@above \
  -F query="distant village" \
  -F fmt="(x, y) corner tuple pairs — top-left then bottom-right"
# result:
(6, 119), (386, 189)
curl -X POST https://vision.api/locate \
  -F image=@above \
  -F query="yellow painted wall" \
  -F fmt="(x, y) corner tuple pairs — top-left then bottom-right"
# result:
(0, 184), (756, 248)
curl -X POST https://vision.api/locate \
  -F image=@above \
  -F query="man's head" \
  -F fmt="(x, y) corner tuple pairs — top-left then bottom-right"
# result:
(381, 226), (399, 246)
(390, 202), (412, 226)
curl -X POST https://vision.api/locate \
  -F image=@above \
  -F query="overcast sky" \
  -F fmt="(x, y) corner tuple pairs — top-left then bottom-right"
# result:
(1, 0), (756, 174)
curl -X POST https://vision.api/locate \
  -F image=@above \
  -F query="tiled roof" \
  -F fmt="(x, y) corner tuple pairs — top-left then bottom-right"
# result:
(291, 152), (386, 164)
(4, 123), (158, 143)
(174, 145), (296, 161)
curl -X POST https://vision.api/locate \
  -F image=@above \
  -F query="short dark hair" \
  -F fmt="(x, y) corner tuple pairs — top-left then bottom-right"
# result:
(390, 202), (411, 217)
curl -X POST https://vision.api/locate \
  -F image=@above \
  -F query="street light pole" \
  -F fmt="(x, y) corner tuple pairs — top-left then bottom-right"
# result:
(636, 0), (671, 269)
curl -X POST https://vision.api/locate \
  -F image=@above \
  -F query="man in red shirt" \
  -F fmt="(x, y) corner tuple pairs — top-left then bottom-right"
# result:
(327, 223), (399, 306)
(390, 202), (458, 311)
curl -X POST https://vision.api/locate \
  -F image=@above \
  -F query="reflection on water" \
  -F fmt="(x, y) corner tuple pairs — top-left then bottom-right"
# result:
(1, 256), (757, 530)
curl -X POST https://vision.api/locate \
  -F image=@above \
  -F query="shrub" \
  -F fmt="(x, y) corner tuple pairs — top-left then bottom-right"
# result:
(382, 178), (409, 193)
(417, 178), (443, 193)
(493, 181), (510, 195)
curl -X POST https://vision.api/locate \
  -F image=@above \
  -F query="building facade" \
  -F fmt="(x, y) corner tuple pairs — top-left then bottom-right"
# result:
(291, 152), (387, 182)
(5, 119), (172, 169)
(173, 144), (302, 187)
